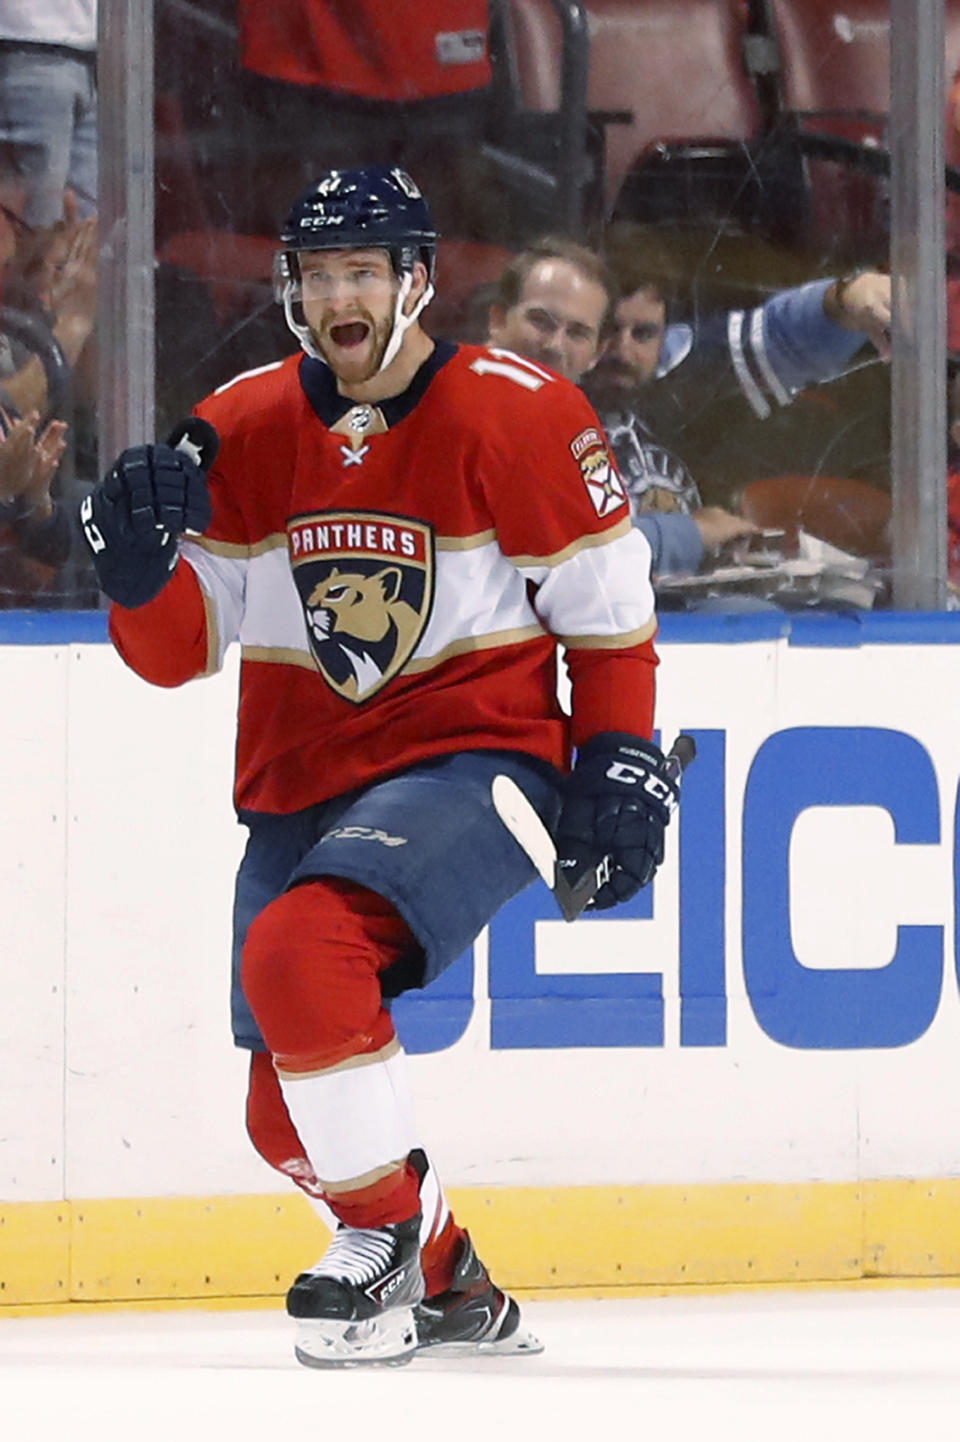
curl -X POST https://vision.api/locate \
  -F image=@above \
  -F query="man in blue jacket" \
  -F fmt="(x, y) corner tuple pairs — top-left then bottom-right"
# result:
(583, 265), (891, 579)
(487, 239), (892, 581)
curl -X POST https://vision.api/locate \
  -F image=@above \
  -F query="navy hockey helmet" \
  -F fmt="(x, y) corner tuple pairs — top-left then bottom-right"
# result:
(275, 164), (438, 367)
(280, 164), (438, 279)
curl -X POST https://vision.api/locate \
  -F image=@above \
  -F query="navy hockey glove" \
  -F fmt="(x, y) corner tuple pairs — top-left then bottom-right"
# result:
(79, 418), (217, 609)
(555, 732), (679, 911)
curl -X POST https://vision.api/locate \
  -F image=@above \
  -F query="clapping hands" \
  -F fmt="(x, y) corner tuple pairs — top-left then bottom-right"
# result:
(0, 409), (68, 519)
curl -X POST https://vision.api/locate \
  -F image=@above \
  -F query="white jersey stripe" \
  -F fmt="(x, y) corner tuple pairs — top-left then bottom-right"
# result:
(214, 360), (285, 395)
(485, 346), (557, 382)
(181, 523), (653, 679)
(522, 525), (655, 641)
(468, 357), (544, 391)
(179, 541), (246, 672)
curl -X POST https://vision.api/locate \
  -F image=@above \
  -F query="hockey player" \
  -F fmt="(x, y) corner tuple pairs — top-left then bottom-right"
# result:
(79, 165), (676, 1367)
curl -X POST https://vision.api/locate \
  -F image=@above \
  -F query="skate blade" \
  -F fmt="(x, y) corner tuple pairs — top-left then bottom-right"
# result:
(419, 1323), (544, 1358)
(294, 1309), (418, 1369)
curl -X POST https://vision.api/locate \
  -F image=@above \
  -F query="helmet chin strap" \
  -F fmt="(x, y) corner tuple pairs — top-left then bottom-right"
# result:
(282, 269), (435, 372)
(282, 284), (325, 361)
(377, 272), (435, 372)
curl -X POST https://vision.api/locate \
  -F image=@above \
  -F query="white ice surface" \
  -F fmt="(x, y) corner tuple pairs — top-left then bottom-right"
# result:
(4, 1290), (960, 1442)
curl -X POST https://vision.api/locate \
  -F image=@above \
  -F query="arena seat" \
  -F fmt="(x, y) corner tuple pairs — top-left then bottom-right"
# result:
(751, 0), (890, 260)
(427, 240), (513, 339)
(499, 0), (762, 223)
(763, 0), (889, 120)
(736, 474), (891, 559)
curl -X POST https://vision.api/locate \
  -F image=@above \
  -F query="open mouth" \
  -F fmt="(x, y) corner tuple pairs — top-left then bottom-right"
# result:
(329, 321), (370, 349)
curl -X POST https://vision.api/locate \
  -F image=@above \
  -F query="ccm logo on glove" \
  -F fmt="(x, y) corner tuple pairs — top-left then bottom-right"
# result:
(605, 758), (679, 809)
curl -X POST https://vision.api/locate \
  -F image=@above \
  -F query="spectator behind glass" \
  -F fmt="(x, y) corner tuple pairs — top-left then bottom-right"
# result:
(0, 186), (97, 420)
(485, 237), (761, 579)
(583, 259), (892, 581)
(486, 237), (615, 385)
(0, 2), (97, 228)
(0, 407), (70, 605)
(0, 7), (98, 492)
(0, 163), (95, 606)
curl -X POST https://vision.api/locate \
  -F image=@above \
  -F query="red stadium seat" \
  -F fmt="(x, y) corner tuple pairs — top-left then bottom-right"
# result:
(736, 474), (891, 559)
(158, 230), (276, 325)
(765, 0), (889, 120)
(755, 0), (890, 260)
(428, 240), (513, 339)
(501, 0), (762, 221)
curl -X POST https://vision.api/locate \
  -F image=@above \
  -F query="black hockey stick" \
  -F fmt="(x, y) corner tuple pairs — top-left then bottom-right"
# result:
(492, 733), (697, 923)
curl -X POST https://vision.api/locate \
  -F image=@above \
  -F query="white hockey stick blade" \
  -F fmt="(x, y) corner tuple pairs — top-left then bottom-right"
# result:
(491, 774), (556, 889)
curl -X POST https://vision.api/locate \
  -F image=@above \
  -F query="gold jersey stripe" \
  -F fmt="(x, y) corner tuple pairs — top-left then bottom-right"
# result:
(195, 530), (502, 558)
(241, 645), (317, 671)
(274, 1036), (402, 1082)
(191, 525), (630, 564)
(505, 515), (633, 570)
(435, 529), (497, 551)
(241, 625), (547, 676)
(189, 533), (289, 560)
(200, 587), (220, 677)
(557, 618), (658, 649)
(403, 624), (547, 672)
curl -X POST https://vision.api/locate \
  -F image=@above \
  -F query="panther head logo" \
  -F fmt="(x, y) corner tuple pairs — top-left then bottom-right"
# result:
(305, 563), (424, 701)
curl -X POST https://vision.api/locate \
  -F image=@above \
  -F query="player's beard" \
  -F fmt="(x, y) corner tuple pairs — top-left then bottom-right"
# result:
(316, 306), (392, 383)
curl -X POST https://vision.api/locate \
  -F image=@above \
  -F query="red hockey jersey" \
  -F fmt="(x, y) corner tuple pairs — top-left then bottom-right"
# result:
(110, 342), (658, 814)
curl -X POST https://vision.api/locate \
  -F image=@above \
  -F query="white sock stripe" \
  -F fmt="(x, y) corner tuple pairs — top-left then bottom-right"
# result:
(435, 1193), (450, 1235)
(278, 1044), (418, 1187)
(416, 1156), (443, 1246)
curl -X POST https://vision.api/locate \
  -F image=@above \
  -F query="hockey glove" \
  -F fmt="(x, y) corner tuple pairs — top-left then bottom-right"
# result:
(79, 418), (217, 609)
(555, 732), (679, 911)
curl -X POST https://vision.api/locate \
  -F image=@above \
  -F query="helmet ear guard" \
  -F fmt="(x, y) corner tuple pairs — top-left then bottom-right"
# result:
(272, 249), (297, 305)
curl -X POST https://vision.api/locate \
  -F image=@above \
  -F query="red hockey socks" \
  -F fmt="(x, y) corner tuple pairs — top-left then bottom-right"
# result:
(242, 876), (421, 1230)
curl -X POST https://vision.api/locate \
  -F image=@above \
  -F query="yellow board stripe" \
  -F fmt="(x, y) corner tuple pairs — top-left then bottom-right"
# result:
(4, 1179), (960, 1309)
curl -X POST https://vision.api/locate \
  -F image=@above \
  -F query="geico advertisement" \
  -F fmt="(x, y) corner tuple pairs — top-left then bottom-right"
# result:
(394, 723), (953, 1058)
(7, 635), (960, 1195)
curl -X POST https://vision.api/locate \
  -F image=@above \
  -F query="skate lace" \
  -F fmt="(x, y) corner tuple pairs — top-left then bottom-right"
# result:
(308, 1228), (398, 1287)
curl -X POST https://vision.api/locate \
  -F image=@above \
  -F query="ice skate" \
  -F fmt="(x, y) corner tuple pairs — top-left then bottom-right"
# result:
(287, 1214), (424, 1368)
(414, 1232), (543, 1356)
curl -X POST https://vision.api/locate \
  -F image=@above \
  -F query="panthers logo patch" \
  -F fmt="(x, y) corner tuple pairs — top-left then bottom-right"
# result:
(289, 511), (434, 703)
